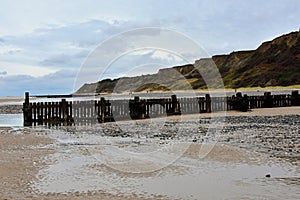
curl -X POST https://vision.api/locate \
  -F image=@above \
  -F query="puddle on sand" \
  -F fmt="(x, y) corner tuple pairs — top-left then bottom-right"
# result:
(0, 114), (23, 127)
(31, 132), (300, 199)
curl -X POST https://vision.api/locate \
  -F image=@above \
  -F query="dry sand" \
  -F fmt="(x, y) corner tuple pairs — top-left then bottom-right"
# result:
(172, 106), (300, 119)
(0, 97), (23, 104)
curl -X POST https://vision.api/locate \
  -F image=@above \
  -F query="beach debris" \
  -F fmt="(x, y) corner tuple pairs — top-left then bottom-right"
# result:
(265, 174), (271, 178)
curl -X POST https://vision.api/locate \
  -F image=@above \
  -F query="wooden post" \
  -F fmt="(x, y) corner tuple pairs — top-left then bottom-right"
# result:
(205, 94), (211, 113)
(100, 97), (106, 123)
(291, 90), (299, 106)
(132, 96), (140, 119)
(96, 100), (100, 122)
(25, 92), (29, 105)
(231, 92), (248, 112)
(241, 94), (249, 112)
(263, 92), (273, 108)
(236, 92), (242, 98)
(61, 99), (67, 125)
(171, 94), (180, 115)
(135, 96), (140, 118)
(140, 99), (146, 119)
(40, 102), (44, 125)
(69, 101), (73, 125)
(23, 92), (32, 126)
(129, 96), (147, 119)
(37, 102), (41, 125)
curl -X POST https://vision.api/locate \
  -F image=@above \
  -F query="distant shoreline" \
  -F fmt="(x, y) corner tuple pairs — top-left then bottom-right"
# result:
(0, 85), (299, 104)
(1, 85), (300, 96)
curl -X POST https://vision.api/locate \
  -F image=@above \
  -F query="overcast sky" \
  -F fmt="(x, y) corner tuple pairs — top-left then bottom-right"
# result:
(0, 0), (299, 96)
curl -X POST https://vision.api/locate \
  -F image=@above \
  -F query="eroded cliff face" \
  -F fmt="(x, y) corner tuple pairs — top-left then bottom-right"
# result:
(76, 31), (300, 94)
(214, 31), (300, 88)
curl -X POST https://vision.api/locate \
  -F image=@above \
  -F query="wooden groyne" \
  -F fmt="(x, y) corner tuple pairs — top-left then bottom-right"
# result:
(23, 91), (300, 126)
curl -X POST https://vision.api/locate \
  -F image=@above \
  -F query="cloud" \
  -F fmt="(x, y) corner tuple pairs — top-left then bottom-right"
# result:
(0, 69), (77, 96)
(2, 2), (299, 71)
(0, 0), (300, 96)
(39, 54), (72, 66)
(0, 71), (7, 75)
(0, 19), (135, 71)
(0, 61), (57, 77)
(73, 27), (208, 90)
(99, 50), (187, 78)
(0, 0), (134, 36)
(0, 44), (22, 55)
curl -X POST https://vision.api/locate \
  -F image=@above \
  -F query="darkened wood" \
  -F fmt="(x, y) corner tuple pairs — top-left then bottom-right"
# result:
(100, 97), (106, 123)
(291, 90), (300, 106)
(263, 92), (273, 108)
(23, 92), (32, 126)
(205, 94), (211, 113)
(23, 91), (299, 126)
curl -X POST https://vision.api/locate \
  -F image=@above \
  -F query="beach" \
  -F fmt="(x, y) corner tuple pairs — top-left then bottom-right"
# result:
(0, 128), (152, 199)
(2, 0), (300, 198)
(0, 97), (299, 199)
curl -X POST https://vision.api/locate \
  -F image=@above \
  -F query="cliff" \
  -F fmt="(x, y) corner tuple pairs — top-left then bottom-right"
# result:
(76, 30), (300, 93)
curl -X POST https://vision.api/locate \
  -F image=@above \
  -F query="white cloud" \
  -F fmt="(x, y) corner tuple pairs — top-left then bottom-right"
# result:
(0, 0), (133, 36)
(151, 50), (184, 63)
(0, 61), (57, 77)
(0, 44), (22, 54)
(129, 49), (154, 56)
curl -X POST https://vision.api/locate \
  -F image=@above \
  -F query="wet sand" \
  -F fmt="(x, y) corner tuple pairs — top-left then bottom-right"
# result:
(0, 128), (53, 199)
(0, 105), (299, 199)
(0, 127), (160, 200)
(0, 97), (24, 114)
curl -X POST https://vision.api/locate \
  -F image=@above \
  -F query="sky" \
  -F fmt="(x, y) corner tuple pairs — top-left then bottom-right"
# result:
(0, 0), (299, 96)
